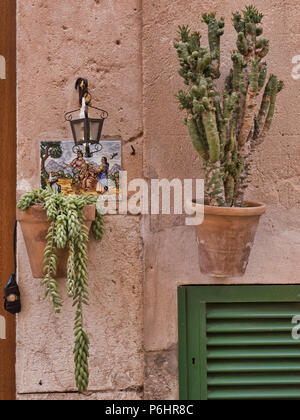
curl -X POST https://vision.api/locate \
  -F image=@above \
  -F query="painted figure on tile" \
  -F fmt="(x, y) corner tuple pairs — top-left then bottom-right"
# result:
(82, 164), (98, 191)
(49, 171), (61, 194)
(96, 157), (109, 194)
(64, 151), (87, 186)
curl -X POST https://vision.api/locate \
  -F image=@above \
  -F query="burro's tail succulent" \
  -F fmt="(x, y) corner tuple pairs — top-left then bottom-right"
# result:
(174, 6), (283, 207)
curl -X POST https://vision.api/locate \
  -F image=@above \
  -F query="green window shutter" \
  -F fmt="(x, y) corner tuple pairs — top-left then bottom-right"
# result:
(178, 285), (300, 400)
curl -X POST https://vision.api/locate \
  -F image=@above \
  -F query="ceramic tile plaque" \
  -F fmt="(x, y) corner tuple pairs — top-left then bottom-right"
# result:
(40, 140), (121, 198)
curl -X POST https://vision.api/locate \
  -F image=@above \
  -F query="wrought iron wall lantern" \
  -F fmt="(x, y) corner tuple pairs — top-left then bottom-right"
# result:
(65, 78), (108, 158)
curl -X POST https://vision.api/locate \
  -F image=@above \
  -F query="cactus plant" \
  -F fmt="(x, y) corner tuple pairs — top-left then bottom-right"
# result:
(174, 6), (283, 207)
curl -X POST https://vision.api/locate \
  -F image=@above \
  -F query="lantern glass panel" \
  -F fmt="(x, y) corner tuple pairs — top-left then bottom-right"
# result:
(72, 120), (85, 145)
(89, 119), (104, 144)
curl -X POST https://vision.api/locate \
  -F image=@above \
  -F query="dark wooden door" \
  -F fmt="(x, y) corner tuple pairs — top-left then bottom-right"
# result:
(0, 0), (16, 400)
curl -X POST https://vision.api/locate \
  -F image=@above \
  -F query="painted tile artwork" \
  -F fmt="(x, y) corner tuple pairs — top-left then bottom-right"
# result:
(40, 140), (121, 198)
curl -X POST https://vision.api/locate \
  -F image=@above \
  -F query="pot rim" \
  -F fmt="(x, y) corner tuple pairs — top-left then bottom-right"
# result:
(16, 204), (96, 222)
(190, 200), (266, 217)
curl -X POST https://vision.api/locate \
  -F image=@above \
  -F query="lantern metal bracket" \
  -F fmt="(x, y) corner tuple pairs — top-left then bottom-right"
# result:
(64, 104), (108, 123)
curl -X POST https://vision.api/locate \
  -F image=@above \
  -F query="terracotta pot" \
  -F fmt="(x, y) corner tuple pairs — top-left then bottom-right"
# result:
(17, 205), (96, 278)
(191, 200), (266, 278)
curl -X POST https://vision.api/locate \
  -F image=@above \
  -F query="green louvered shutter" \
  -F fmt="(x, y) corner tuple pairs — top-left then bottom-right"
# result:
(178, 285), (300, 400)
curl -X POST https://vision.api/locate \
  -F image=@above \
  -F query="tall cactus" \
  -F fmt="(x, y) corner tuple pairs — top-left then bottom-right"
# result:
(174, 6), (283, 207)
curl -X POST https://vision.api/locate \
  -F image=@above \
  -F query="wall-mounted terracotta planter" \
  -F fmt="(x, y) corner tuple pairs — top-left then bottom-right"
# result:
(16, 205), (96, 278)
(190, 200), (266, 278)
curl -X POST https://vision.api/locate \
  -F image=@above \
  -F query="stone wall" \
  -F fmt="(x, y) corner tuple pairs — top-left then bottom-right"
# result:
(16, 0), (300, 400)
(17, 0), (144, 400)
(142, 0), (300, 399)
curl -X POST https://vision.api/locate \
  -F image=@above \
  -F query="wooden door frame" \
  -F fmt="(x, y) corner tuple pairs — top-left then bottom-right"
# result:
(0, 0), (16, 401)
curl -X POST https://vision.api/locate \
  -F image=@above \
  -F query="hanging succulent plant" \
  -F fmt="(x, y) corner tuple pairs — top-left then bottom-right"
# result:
(17, 188), (104, 393)
(174, 5), (283, 207)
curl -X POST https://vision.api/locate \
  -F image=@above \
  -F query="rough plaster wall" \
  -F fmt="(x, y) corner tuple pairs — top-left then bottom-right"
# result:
(142, 0), (300, 399)
(17, 0), (144, 400)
